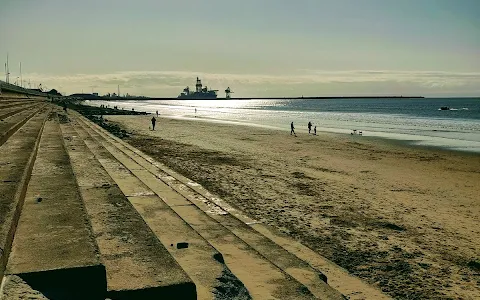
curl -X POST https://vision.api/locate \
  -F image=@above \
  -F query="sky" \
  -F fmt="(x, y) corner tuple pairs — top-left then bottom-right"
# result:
(1, 0), (479, 97)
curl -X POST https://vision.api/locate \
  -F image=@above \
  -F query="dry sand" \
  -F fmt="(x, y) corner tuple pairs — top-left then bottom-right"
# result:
(107, 114), (480, 300)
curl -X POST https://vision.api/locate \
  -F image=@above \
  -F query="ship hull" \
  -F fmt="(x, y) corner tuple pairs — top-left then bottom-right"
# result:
(177, 93), (217, 100)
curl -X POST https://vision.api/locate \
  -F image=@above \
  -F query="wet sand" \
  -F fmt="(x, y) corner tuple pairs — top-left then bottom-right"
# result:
(107, 114), (480, 299)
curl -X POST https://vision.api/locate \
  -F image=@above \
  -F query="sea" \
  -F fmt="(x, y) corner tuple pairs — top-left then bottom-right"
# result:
(86, 98), (480, 153)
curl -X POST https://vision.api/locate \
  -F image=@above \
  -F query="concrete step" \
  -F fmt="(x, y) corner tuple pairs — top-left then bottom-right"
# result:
(0, 94), (44, 101)
(86, 124), (342, 298)
(0, 104), (44, 146)
(0, 100), (38, 110)
(0, 107), (50, 281)
(1, 275), (49, 299)
(96, 135), (381, 300)
(82, 115), (392, 300)
(5, 111), (107, 300)
(0, 102), (33, 111)
(64, 116), (242, 299)
(73, 113), (320, 299)
(0, 104), (40, 120)
(81, 115), (391, 300)
(58, 114), (197, 299)
(0, 99), (38, 104)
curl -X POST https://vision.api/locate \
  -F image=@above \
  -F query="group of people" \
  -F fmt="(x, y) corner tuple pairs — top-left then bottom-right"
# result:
(149, 110), (319, 135)
(290, 121), (316, 136)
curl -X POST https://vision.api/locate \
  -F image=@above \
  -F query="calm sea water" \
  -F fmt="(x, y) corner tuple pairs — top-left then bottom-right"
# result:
(88, 98), (480, 153)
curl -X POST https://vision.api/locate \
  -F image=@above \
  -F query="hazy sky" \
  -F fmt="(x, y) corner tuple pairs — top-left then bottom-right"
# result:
(1, 0), (479, 97)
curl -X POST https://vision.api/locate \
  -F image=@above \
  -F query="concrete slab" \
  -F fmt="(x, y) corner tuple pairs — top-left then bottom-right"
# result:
(0, 110), (49, 280)
(103, 130), (381, 299)
(212, 213), (344, 299)
(129, 169), (193, 207)
(76, 114), (318, 299)
(79, 186), (195, 299)
(79, 115), (348, 299)
(76, 118), (246, 299)
(6, 115), (106, 298)
(91, 130), (384, 298)
(78, 124), (239, 216)
(172, 205), (315, 299)
(59, 121), (196, 299)
(0, 104), (39, 120)
(129, 195), (248, 300)
(97, 157), (155, 197)
(91, 137), (192, 206)
(0, 105), (43, 146)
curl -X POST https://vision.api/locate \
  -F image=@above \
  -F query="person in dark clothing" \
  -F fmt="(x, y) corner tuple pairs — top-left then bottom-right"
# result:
(308, 121), (312, 134)
(156, 110), (159, 117)
(290, 122), (296, 136)
(151, 116), (156, 130)
(314, 125), (317, 135)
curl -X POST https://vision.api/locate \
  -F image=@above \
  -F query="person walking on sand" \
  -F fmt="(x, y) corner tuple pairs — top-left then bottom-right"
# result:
(308, 121), (312, 134)
(151, 116), (156, 130)
(314, 125), (317, 135)
(156, 110), (159, 117)
(290, 122), (296, 136)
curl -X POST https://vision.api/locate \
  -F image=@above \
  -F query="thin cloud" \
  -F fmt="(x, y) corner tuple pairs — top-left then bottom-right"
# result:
(23, 70), (480, 96)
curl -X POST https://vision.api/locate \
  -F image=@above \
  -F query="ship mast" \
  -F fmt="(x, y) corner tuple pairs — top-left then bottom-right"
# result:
(5, 53), (10, 84)
(195, 77), (202, 93)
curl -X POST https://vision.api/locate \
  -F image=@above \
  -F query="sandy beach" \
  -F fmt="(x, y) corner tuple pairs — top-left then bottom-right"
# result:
(106, 114), (480, 299)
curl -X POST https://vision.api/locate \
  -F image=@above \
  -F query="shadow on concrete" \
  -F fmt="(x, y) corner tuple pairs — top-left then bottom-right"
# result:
(17, 265), (107, 300)
(107, 282), (197, 300)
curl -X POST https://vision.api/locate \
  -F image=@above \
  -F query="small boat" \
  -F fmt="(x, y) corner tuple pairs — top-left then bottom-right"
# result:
(439, 106), (450, 110)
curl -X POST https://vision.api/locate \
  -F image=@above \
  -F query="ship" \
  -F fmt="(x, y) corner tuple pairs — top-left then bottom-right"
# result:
(178, 77), (218, 99)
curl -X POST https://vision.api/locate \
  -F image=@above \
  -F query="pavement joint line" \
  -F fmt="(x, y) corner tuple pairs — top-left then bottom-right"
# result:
(77, 184), (114, 188)
(168, 203), (195, 207)
(124, 191), (156, 197)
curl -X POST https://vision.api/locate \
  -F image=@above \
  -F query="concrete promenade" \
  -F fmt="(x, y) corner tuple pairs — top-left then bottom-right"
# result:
(0, 96), (390, 299)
